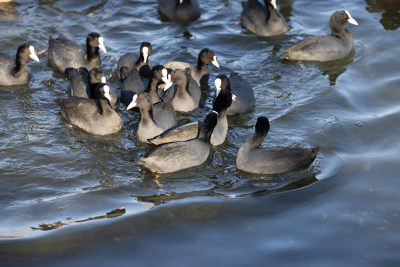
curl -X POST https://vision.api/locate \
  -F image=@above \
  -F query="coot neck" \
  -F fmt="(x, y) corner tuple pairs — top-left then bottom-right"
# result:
(198, 124), (213, 144)
(136, 53), (145, 66)
(145, 77), (162, 104)
(265, 2), (280, 22)
(98, 97), (112, 115)
(249, 131), (268, 148)
(139, 105), (156, 126)
(12, 54), (28, 77)
(89, 82), (101, 99)
(175, 76), (190, 97)
(196, 58), (208, 72)
(331, 23), (351, 42)
(86, 43), (100, 62)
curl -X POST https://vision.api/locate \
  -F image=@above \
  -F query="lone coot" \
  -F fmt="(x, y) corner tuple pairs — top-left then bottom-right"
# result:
(0, 44), (39, 86)
(281, 10), (358, 62)
(236, 116), (319, 175)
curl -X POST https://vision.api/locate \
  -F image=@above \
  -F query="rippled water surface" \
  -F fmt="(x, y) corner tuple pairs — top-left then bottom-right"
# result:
(1, 0), (400, 266)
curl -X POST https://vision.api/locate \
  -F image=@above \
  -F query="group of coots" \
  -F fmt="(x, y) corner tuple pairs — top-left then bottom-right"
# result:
(0, 0), (359, 175)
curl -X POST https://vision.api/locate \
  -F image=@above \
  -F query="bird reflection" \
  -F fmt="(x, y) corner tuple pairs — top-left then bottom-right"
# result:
(278, 0), (294, 23)
(0, 1), (18, 19)
(366, 0), (400, 30)
(316, 52), (354, 86)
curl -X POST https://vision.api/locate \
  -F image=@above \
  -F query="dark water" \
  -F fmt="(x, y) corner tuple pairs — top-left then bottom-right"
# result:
(0, 0), (400, 265)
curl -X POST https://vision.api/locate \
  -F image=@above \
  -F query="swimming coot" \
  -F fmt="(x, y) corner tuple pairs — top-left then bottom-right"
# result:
(55, 83), (122, 136)
(126, 92), (175, 143)
(167, 68), (201, 113)
(116, 42), (152, 81)
(149, 89), (233, 145)
(0, 44), (39, 86)
(241, 0), (288, 37)
(158, 0), (200, 23)
(281, 10), (358, 62)
(66, 68), (119, 109)
(214, 73), (254, 115)
(163, 48), (219, 86)
(236, 116), (319, 175)
(48, 32), (106, 73)
(137, 111), (218, 173)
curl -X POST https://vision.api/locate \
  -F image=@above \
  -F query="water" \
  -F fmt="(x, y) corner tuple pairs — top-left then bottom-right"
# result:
(0, 0), (399, 266)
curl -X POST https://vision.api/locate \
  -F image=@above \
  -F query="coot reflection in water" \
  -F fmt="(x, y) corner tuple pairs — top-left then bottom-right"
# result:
(0, 0), (400, 266)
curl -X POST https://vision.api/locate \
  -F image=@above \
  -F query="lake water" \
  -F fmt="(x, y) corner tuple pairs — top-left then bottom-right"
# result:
(1, 0), (400, 266)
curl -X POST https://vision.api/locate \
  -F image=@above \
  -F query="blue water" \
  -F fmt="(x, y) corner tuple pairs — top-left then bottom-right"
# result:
(1, 0), (400, 266)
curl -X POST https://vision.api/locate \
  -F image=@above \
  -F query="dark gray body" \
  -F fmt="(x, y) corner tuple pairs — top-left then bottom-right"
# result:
(55, 97), (123, 136)
(137, 112), (218, 173)
(48, 36), (101, 73)
(241, 0), (288, 37)
(158, 0), (200, 22)
(227, 72), (254, 115)
(117, 52), (152, 81)
(236, 116), (319, 175)
(67, 68), (119, 109)
(237, 144), (319, 175)
(281, 11), (357, 62)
